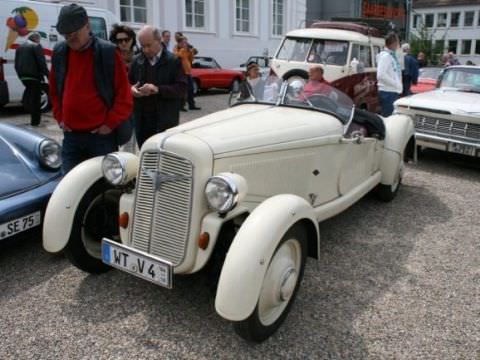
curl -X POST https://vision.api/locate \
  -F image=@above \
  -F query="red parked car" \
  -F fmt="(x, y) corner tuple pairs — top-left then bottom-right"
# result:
(411, 67), (443, 94)
(191, 56), (244, 94)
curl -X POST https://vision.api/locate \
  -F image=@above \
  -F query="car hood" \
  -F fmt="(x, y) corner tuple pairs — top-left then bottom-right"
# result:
(167, 104), (343, 155)
(396, 89), (480, 116)
(0, 135), (40, 199)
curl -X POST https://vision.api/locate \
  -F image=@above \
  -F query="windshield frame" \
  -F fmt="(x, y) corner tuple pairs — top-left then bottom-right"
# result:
(230, 79), (354, 125)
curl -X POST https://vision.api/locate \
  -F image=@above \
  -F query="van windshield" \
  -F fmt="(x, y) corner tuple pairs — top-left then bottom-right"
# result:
(307, 39), (349, 65)
(276, 37), (349, 65)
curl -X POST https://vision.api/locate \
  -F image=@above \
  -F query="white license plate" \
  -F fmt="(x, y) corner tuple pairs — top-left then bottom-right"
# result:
(0, 211), (41, 240)
(448, 143), (476, 156)
(102, 238), (173, 288)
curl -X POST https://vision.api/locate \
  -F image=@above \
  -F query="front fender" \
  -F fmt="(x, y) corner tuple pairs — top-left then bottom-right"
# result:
(381, 114), (415, 185)
(43, 156), (105, 253)
(215, 194), (319, 321)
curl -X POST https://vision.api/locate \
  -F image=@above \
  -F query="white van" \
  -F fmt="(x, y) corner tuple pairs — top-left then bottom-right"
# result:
(271, 22), (386, 112)
(0, 0), (118, 110)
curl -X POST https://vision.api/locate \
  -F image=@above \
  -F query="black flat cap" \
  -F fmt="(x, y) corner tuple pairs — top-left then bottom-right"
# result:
(56, 4), (88, 34)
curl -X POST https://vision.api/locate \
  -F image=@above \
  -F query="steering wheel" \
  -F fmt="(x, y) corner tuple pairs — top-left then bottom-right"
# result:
(307, 94), (338, 112)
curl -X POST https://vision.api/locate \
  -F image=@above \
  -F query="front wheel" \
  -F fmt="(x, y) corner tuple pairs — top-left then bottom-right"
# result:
(233, 223), (307, 342)
(64, 180), (121, 273)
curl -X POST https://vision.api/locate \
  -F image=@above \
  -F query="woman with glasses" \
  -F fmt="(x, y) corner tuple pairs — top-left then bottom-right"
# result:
(109, 23), (137, 152)
(109, 23), (136, 69)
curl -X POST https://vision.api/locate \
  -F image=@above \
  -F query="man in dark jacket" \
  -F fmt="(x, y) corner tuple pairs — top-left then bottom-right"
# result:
(14, 32), (49, 126)
(49, 4), (133, 174)
(401, 43), (419, 96)
(129, 26), (187, 148)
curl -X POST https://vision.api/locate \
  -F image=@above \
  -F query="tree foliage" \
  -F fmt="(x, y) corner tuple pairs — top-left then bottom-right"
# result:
(409, 24), (445, 65)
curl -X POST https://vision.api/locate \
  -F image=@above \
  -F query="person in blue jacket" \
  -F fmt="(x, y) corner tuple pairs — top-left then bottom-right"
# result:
(401, 43), (419, 97)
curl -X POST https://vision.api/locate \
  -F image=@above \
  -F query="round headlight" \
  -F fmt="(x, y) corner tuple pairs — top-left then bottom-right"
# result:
(102, 154), (127, 185)
(38, 139), (62, 169)
(205, 175), (240, 213)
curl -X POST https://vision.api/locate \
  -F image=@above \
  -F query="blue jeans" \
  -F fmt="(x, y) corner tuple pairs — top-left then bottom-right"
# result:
(378, 91), (400, 117)
(62, 131), (117, 174)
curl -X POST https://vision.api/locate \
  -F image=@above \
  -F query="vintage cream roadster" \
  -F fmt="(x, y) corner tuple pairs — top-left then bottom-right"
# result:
(43, 78), (414, 342)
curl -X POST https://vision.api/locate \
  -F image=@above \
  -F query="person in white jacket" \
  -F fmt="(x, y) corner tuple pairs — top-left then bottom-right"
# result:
(376, 32), (402, 116)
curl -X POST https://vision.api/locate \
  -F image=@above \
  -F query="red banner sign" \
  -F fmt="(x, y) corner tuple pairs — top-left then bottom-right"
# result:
(363, 2), (405, 20)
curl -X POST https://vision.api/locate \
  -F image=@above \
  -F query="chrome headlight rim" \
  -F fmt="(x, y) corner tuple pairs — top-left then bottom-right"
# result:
(102, 153), (128, 186)
(38, 139), (62, 170)
(205, 175), (240, 214)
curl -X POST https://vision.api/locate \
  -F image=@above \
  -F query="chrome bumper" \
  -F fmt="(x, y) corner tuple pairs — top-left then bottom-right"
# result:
(416, 132), (480, 156)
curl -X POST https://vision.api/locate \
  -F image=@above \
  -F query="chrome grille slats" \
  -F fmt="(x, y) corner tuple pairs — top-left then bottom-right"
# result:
(130, 150), (193, 265)
(414, 114), (480, 143)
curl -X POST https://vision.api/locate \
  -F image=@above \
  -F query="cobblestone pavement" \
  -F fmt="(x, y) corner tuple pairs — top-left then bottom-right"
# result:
(0, 94), (479, 359)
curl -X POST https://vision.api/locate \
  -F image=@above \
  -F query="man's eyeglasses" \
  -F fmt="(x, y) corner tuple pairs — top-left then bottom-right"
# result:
(116, 37), (130, 44)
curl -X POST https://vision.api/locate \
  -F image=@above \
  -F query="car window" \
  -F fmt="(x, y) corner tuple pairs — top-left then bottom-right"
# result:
(89, 16), (107, 40)
(372, 46), (381, 66)
(419, 67), (442, 79)
(440, 68), (480, 92)
(276, 37), (312, 62)
(350, 44), (372, 70)
(193, 58), (219, 69)
(307, 39), (349, 65)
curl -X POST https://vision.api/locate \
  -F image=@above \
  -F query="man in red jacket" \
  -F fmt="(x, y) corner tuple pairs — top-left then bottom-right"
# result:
(49, 4), (133, 174)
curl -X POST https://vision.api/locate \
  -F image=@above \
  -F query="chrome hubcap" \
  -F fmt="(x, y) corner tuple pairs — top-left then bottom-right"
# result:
(258, 238), (301, 326)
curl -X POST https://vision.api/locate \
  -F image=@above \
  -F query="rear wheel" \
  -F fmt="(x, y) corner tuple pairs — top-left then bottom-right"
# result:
(64, 180), (121, 274)
(230, 78), (241, 92)
(40, 83), (51, 113)
(233, 223), (307, 342)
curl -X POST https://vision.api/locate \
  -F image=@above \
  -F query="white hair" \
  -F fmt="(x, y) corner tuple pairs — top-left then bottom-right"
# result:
(401, 43), (410, 52)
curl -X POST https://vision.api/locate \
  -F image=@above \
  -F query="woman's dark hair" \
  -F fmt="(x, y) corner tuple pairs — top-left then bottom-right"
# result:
(109, 23), (137, 50)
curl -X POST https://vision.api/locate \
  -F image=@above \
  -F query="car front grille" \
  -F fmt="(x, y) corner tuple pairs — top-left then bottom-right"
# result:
(130, 150), (194, 266)
(414, 115), (480, 143)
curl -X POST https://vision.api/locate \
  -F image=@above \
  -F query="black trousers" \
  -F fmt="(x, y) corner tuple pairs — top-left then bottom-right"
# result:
(187, 75), (196, 108)
(21, 80), (42, 126)
(135, 111), (178, 148)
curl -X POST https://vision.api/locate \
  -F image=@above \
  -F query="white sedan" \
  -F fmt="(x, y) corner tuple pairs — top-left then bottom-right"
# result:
(43, 77), (414, 342)
(395, 65), (480, 157)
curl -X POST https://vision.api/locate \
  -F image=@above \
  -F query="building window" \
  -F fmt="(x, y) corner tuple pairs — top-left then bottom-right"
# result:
(461, 40), (472, 55)
(185, 0), (205, 29)
(475, 40), (480, 55)
(120, 0), (147, 23)
(272, 0), (284, 36)
(425, 13), (434, 27)
(236, 0), (251, 33)
(448, 40), (458, 53)
(450, 12), (460, 27)
(437, 13), (447, 27)
(464, 11), (474, 27)
(413, 14), (422, 28)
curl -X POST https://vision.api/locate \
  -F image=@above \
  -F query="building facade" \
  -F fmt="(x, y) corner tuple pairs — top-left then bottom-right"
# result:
(78, 0), (306, 68)
(411, 0), (480, 64)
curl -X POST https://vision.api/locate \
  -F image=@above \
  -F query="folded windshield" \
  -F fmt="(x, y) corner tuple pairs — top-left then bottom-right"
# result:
(230, 75), (354, 124)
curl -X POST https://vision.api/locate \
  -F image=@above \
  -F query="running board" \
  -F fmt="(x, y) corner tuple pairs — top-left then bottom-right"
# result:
(314, 171), (382, 222)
